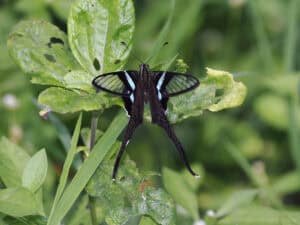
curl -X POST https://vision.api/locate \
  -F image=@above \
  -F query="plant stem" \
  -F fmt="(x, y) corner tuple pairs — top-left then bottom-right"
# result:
(88, 110), (100, 225)
(284, 0), (299, 73)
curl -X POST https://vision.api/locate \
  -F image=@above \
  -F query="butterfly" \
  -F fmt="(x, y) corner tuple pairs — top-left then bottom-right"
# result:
(92, 64), (200, 180)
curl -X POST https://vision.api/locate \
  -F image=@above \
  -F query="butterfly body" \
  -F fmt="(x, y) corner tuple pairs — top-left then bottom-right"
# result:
(92, 64), (200, 180)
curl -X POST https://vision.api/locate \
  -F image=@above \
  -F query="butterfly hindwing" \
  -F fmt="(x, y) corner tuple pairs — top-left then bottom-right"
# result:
(155, 71), (199, 97)
(154, 71), (199, 110)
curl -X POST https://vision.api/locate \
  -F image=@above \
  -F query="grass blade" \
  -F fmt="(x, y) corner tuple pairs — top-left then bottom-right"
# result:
(145, 0), (175, 64)
(284, 0), (299, 73)
(47, 113), (82, 225)
(248, 1), (273, 72)
(47, 112), (128, 225)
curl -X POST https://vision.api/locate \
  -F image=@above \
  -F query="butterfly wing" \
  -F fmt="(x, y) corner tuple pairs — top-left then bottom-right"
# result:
(92, 71), (138, 115)
(154, 71), (200, 110)
(92, 71), (138, 97)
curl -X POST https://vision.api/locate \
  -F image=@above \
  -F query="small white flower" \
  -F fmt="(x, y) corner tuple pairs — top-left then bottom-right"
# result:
(2, 94), (19, 110)
(206, 209), (215, 217)
(228, 0), (246, 8)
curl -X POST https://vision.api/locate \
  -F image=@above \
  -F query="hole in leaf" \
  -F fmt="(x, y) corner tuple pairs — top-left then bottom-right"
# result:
(114, 59), (121, 64)
(93, 58), (101, 71)
(47, 37), (64, 48)
(44, 54), (56, 63)
(215, 88), (224, 97)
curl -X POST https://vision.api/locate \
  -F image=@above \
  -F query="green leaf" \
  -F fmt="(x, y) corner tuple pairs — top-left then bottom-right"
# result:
(0, 187), (40, 217)
(162, 167), (199, 220)
(86, 151), (176, 225)
(65, 196), (92, 225)
(254, 94), (290, 130)
(38, 87), (120, 113)
(47, 112), (128, 225)
(48, 114), (82, 223)
(218, 205), (300, 225)
(0, 137), (30, 187)
(166, 68), (247, 123)
(181, 163), (205, 192)
(7, 20), (80, 86)
(3, 215), (47, 225)
(64, 70), (95, 93)
(273, 171), (300, 195)
(80, 127), (103, 147)
(139, 216), (159, 225)
(215, 189), (258, 218)
(22, 149), (48, 193)
(205, 68), (247, 112)
(68, 0), (135, 74)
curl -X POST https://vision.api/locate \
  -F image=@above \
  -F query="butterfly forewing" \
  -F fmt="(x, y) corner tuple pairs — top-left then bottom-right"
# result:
(155, 71), (199, 98)
(92, 71), (137, 97)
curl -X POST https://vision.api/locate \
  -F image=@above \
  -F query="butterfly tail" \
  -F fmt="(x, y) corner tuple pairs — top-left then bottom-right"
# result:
(112, 116), (142, 180)
(153, 114), (199, 178)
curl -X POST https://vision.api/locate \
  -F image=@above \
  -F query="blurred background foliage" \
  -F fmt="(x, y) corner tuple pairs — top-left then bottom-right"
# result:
(1, 0), (300, 224)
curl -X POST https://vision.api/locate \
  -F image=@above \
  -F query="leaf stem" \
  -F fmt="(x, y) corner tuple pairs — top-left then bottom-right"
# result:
(88, 110), (100, 225)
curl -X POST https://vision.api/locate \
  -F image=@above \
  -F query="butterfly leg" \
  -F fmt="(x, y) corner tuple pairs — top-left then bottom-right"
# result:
(112, 116), (142, 180)
(153, 113), (200, 178)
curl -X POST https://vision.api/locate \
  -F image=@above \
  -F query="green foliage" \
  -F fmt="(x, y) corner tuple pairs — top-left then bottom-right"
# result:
(167, 68), (247, 123)
(68, 0), (135, 75)
(6, 0), (300, 225)
(0, 137), (30, 187)
(0, 138), (48, 218)
(162, 167), (199, 220)
(22, 149), (48, 192)
(47, 113), (128, 225)
(86, 151), (175, 225)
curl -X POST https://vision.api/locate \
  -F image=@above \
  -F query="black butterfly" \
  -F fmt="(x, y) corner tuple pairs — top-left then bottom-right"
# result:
(92, 64), (200, 180)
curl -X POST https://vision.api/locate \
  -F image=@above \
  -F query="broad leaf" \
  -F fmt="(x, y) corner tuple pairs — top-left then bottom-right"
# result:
(64, 70), (95, 93)
(38, 87), (120, 113)
(0, 137), (30, 187)
(22, 149), (48, 192)
(167, 68), (247, 123)
(68, 0), (135, 75)
(215, 189), (258, 218)
(7, 20), (80, 86)
(0, 187), (40, 217)
(139, 216), (159, 225)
